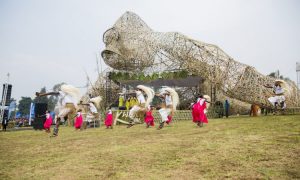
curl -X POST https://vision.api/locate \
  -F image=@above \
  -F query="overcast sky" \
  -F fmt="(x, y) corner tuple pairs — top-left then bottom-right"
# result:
(0, 0), (299, 102)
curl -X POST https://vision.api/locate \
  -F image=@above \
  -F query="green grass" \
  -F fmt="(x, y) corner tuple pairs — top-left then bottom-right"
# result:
(0, 115), (300, 180)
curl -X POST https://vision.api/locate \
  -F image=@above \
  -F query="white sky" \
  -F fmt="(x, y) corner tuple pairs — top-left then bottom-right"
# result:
(0, 0), (300, 102)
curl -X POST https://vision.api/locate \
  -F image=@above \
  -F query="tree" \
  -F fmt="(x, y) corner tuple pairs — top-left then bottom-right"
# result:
(268, 71), (291, 81)
(268, 72), (276, 78)
(18, 97), (32, 116)
(48, 83), (65, 111)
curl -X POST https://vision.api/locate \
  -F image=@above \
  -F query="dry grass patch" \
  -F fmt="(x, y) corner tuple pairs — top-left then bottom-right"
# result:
(0, 115), (299, 179)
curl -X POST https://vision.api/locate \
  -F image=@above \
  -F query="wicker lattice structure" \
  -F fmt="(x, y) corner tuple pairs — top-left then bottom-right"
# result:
(101, 11), (300, 107)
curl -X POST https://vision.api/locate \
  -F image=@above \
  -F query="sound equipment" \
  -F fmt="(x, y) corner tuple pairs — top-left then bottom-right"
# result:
(34, 103), (48, 117)
(1, 84), (12, 106)
(33, 103), (48, 130)
(32, 117), (45, 130)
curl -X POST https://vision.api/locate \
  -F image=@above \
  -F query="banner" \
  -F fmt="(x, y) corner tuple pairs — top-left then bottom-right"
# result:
(8, 100), (16, 119)
(28, 103), (35, 125)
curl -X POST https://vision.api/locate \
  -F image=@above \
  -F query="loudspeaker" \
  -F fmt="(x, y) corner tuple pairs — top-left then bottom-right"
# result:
(33, 103), (47, 130)
(34, 103), (48, 118)
(1, 84), (12, 106)
(33, 117), (45, 130)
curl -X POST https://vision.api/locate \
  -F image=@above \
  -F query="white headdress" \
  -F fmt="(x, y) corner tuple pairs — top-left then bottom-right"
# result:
(137, 85), (154, 107)
(161, 87), (179, 111)
(275, 79), (284, 84)
(89, 96), (102, 109)
(275, 79), (289, 94)
(60, 84), (81, 103)
(203, 95), (211, 110)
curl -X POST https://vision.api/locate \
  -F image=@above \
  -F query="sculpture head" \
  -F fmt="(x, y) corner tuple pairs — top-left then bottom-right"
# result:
(101, 11), (155, 71)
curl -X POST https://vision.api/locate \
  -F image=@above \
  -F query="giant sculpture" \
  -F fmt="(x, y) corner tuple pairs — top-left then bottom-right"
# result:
(101, 11), (299, 107)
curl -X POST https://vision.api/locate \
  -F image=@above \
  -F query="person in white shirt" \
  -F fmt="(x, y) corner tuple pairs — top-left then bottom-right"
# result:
(264, 80), (286, 113)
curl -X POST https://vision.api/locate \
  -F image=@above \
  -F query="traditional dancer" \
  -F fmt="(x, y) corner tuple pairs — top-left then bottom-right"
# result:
(144, 105), (155, 128)
(44, 110), (52, 133)
(157, 87), (179, 130)
(166, 115), (173, 125)
(78, 96), (102, 129)
(85, 96), (102, 126)
(74, 109), (83, 130)
(192, 95), (210, 127)
(264, 79), (286, 114)
(36, 84), (81, 136)
(104, 109), (113, 129)
(127, 85), (154, 128)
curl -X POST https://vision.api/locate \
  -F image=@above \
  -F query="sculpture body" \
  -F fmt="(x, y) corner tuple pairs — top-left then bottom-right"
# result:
(101, 11), (299, 107)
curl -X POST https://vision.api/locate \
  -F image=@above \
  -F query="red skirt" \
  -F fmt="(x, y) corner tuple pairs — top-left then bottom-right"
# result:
(192, 102), (208, 123)
(166, 115), (172, 124)
(105, 114), (113, 126)
(44, 117), (52, 129)
(74, 115), (83, 129)
(144, 111), (154, 126)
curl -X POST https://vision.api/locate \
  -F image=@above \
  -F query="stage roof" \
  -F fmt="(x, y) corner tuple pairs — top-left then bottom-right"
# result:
(118, 76), (203, 87)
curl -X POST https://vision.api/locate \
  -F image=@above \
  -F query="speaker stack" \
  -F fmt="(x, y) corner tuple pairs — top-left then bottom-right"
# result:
(32, 103), (48, 130)
(1, 84), (12, 106)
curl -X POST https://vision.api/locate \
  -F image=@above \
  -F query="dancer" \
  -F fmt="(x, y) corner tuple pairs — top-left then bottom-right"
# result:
(36, 84), (81, 136)
(166, 115), (172, 125)
(127, 85), (154, 128)
(157, 87), (179, 130)
(74, 109), (83, 130)
(264, 79), (286, 114)
(79, 96), (102, 128)
(104, 109), (113, 129)
(192, 95), (210, 127)
(144, 105), (155, 128)
(86, 96), (102, 126)
(44, 110), (52, 133)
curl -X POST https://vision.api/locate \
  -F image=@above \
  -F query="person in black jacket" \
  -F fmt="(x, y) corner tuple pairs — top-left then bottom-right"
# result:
(2, 118), (8, 131)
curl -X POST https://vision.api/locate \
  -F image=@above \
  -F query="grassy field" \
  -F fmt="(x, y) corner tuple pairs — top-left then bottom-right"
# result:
(0, 115), (299, 180)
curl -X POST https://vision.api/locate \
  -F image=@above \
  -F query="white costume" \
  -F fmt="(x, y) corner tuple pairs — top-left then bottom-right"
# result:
(128, 85), (154, 124)
(86, 103), (98, 122)
(86, 96), (102, 122)
(158, 87), (179, 123)
(52, 84), (81, 135)
(159, 94), (172, 122)
(267, 83), (286, 109)
(56, 91), (79, 119)
(89, 103), (98, 113)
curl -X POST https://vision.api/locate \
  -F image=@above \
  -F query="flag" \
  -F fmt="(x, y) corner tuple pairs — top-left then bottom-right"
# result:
(28, 103), (35, 125)
(8, 100), (16, 119)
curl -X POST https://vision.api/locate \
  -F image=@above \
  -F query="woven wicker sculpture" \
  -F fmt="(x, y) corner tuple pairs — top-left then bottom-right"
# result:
(101, 11), (300, 107)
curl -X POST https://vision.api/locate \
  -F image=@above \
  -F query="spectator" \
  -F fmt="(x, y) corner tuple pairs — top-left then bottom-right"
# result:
(224, 99), (230, 118)
(2, 118), (8, 131)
